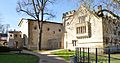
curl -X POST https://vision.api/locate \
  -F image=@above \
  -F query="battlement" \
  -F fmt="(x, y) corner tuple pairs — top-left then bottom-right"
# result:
(63, 10), (76, 18)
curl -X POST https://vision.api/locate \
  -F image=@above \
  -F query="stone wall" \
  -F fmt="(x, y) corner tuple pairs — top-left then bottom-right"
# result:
(8, 31), (23, 48)
(28, 20), (64, 50)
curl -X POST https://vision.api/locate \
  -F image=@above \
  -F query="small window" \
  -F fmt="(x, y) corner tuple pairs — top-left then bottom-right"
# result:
(20, 35), (21, 37)
(105, 37), (109, 45)
(47, 28), (50, 31)
(114, 30), (116, 35)
(79, 16), (85, 23)
(118, 31), (120, 36)
(67, 22), (70, 25)
(10, 35), (12, 37)
(72, 40), (77, 46)
(15, 34), (17, 37)
(34, 26), (37, 30)
(113, 21), (115, 24)
(114, 39), (118, 44)
(59, 29), (61, 32)
(53, 31), (55, 34)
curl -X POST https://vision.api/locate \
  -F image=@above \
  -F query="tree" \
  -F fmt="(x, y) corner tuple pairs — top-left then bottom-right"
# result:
(16, 0), (55, 50)
(74, 0), (120, 15)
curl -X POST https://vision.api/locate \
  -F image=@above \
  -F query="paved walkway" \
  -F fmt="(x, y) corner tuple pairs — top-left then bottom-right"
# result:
(22, 49), (68, 63)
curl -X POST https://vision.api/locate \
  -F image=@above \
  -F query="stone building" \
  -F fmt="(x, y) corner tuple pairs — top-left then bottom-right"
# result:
(0, 33), (8, 46)
(8, 31), (23, 48)
(18, 19), (64, 50)
(63, 5), (120, 51)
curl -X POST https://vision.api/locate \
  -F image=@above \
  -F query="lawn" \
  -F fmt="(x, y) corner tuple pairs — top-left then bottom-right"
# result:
(51, 50), (120, 63)
(51, 50), (75, 61)
(0, 52), (39, 63)
(110, 54), (120, 63)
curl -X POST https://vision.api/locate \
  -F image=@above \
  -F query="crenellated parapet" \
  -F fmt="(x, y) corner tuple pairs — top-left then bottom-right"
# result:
(62, 10), (76, 19)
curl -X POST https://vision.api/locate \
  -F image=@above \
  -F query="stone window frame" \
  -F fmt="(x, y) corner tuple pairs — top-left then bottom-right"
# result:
(113, 29), (117, 35)
(47, 28), (50, 31)
(10, 34), (12, 37)
(118, 31), (120, 36)
(79, 16), (86, 23)
(72, 40), (77, 46)
(59, 29), (61, 32)
(20, 35), (21, 37)
(15, 34), (17, 37)
(53, 31), (55, 34)
(34, 26), (37, 30)
(67, 22), (70, 26)
(76, 26), (86, 34)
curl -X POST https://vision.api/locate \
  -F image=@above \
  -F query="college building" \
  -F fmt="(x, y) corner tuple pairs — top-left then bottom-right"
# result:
(18, 19), (64, 50)
(63, 5), (120, 52)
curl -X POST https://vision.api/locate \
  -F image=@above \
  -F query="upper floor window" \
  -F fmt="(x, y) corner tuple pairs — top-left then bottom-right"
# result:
(114, 29), (116, 35)
(53, 31), (55, 34)
(67, 22), (70, 25)
(15, 34), (17, 37)
(76, 26), (86, 34)
(34, 26), (37, 30)
(59, 29), (61, 32)
(10, 35), (12, 37)
(20, 35), (21, 37)
(47, 28), (50, 31)
(79, 16), (85, 23)
(118, 31), (120, 36)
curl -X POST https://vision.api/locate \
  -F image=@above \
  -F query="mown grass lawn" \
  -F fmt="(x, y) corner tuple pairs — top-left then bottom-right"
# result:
(51, 50), (75, 61)
(51, 50), (120, 63)
(0, 52), (39, 63)
(110, 54), (120, 63)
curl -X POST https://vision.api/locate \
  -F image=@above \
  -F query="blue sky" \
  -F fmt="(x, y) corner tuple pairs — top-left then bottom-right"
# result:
(0, 0), (79, 30)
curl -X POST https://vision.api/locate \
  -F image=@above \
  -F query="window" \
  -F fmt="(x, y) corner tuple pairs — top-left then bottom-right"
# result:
(47, 28), (50, 31)
(20, 35), (21, 37)
(72, 40), (77, 46)
(67, 22), (70, 25)
(10, 35), (12, 37)
(105, 37), (109, 45)
(15, 34), (17, 37)
(59, 29), (61, 32)
(53, 31), (55, 34)
(114, 39), (118, 45)
(76, 26), (86, 34)
(114, 29), (116, 35)
(34, 26), (37, 30)
(118, 31), (120, 36)
(23, 36), (26, 46)
(79, 16), (85, 23)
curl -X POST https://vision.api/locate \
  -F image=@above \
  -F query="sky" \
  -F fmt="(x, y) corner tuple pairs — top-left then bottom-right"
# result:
(0, 0), (79, 31)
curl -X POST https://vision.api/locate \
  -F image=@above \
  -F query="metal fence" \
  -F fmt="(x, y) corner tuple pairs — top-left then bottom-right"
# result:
(74, 47), (112, 63)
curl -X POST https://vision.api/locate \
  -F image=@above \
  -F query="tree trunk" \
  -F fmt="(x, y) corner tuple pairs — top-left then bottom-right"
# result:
(38, 0), (44, 50)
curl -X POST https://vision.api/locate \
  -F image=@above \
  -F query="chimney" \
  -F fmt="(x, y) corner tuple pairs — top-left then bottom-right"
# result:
(98, 5), (102, 11)
(98, 5), (104, 17)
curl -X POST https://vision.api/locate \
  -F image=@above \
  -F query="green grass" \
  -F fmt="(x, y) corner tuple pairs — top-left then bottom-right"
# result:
(51, 50), (75, 61)
(51, 50), (120, 63)
(0, 52), (39, 63)
(110, 54), (120, 63)
(33, 50), (48, 52)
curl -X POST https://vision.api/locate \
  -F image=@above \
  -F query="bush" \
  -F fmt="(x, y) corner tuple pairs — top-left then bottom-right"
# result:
(0, 46), (10, 52)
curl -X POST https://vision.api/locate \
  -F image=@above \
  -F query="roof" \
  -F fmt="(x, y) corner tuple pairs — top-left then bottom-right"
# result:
(9, 31), (22, 33)
(0, 34), (8, 37)
(28, 19), (62, 25)
(18, 18), (63, 27)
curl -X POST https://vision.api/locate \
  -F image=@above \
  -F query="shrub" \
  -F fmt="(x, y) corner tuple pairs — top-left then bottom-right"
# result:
(0, 46), (10, 52)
